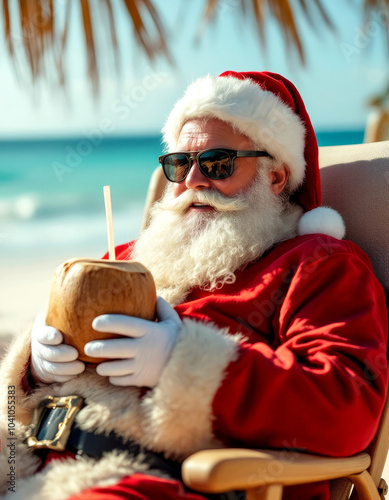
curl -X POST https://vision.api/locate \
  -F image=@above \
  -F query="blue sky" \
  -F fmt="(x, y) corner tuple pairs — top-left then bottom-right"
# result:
(0, 0), (387, 137)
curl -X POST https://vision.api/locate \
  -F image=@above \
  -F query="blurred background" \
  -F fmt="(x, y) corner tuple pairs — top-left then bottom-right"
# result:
(0, 0), (388, 337)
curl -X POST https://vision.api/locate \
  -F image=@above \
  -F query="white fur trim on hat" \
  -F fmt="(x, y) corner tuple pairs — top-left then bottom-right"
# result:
(162, 75), (306, 191)
(298, 207), (346, 240)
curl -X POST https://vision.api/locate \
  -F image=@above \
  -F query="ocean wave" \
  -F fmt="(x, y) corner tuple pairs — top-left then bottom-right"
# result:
(0, 203), (144, 256)
(0, 192), (138, 223)
(0, 195), (38, 221)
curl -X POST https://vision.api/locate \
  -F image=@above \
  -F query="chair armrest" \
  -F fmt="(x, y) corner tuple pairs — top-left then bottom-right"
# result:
(182, 449), (371, 493)
(141, 167), (166, 231)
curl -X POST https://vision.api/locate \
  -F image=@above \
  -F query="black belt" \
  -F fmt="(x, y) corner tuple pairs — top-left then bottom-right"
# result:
(25, 395), (244, 500)
(24, 395), (182, 479)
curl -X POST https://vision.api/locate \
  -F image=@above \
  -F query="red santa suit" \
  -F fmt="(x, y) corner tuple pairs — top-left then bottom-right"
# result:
(0, 71), (387, 500)
(104, 234), (388, 500)
(1, 233), (386, 500)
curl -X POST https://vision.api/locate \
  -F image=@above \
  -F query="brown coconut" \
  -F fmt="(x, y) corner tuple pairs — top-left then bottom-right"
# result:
(46, 258), (157, 363)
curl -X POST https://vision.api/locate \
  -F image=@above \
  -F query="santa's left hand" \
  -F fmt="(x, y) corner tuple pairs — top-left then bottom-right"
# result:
(84, 297), (182, 388)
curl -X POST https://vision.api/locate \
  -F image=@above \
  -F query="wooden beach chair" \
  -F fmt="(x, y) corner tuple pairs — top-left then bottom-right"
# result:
(143, 140), (389, 500)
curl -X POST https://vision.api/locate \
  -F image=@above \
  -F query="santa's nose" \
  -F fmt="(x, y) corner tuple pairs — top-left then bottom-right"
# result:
(184, 160), (212, 190)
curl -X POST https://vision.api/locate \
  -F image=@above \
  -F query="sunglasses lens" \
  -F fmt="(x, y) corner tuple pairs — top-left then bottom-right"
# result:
(163, 154), (190, 182)
(199, 150), (232, 179)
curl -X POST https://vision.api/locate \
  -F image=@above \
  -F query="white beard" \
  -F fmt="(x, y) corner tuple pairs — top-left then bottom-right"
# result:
(132, 171), (302, 306)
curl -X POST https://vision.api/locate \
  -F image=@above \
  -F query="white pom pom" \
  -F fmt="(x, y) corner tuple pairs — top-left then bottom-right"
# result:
(298, 206), (346, 240)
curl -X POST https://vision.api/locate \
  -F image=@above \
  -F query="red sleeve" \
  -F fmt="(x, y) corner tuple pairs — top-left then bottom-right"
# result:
(20, 357), (39, 394)
(101, 241), (135, 260)
(212, 248), (388, 457)
(21, 362), (33, 394)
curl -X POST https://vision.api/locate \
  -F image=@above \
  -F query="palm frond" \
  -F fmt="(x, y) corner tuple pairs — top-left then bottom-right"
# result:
(102, 0), (118, 52)
(2, 0), (12, 53)
(309, 0), (334, 29)
(363, 0), (389, 46)
(80, 0), (99, 95)
(138, 0), (172, 63)
(203, 0), (219, 21)
(269, 0), (305, 63)
(57, 0), (72, 87)
(251, 0), (266, 45)
(1, 0), (170, 94)
(363, 0), (389, 12)
(362, 0), (389, 111)
(1, 0), (388, 94)
(200, 0), (334, 64)
(101, 0), (120, 75)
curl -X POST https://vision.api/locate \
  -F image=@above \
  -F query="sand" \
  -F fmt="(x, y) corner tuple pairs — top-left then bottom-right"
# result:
(0, 249), (101, 357)
(0, 256), (58, 335)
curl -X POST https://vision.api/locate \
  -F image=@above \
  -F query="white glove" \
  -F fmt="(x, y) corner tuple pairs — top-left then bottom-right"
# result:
(84, 297), (182, 388)
(31, 315), (86, 384)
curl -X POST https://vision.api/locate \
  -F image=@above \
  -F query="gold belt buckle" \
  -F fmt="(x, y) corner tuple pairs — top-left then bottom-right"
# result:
(25, 395), (84, 451)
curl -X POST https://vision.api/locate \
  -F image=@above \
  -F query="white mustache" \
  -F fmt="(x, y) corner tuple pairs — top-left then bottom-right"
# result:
(160, 189), (249, 214)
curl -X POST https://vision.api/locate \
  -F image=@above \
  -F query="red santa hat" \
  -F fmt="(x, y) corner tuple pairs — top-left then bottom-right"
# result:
(162, 70), (345, 239)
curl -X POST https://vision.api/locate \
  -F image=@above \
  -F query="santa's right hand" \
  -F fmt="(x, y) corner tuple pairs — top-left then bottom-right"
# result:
(31, 317), (85, 384)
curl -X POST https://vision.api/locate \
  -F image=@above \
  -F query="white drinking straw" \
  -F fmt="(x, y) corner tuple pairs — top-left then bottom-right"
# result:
(103, 185), (115, 260)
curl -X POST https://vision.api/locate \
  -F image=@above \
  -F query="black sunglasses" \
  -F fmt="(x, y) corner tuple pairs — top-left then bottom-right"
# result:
(158, 148), (273, 183)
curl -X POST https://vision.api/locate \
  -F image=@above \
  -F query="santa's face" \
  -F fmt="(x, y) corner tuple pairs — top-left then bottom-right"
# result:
(172, 118), (288, 204)
(131, 119), (301, 306)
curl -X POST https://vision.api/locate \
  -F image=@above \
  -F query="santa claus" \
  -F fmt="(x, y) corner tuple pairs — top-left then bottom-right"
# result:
(0, 71), (387, 500)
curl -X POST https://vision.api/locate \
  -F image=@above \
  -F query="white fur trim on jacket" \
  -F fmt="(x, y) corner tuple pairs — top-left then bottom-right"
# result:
(162, 75), (306, 191)
(0, 327), (35, 426)
(0, 421), (40, 497)
(1, 451), (169, 500)
(298, 206), (346, 240)
(0, 319), (242, 498)
(141, 318), (242, 458)
(0, 452), (173, 500)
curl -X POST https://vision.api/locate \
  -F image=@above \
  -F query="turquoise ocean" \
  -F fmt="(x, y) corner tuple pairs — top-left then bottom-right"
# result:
(0, 129), (365, 259)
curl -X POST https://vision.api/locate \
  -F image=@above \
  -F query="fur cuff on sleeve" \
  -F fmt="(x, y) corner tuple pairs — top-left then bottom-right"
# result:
(140, 318), (242, 459)
(0, 327), (34, 425)
(0, 420), (40, 496)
